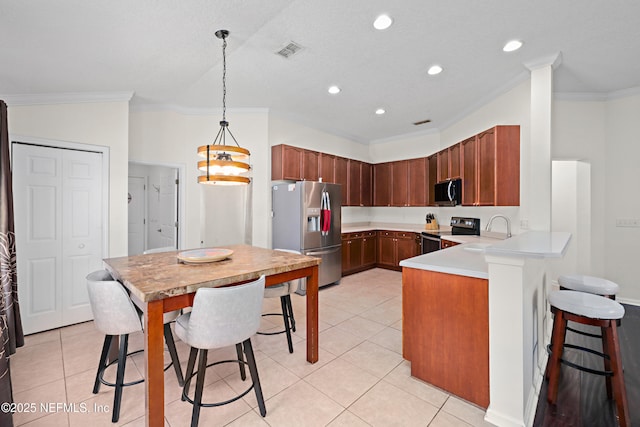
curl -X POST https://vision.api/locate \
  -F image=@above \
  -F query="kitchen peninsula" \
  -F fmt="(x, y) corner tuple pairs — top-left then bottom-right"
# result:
(400, 231), (571, 427)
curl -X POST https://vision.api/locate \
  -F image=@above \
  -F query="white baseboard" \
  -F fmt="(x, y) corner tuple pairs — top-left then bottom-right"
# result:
(618, 297), (640, 306)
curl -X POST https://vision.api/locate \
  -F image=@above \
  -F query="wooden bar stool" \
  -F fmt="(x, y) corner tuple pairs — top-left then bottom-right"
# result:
(257, 248), (301, 353)
(558, 274), (619, 298)
(547, 290), (629, 427)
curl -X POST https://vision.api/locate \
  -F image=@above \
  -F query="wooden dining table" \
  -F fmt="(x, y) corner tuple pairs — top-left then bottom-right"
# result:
(103, 244), (321, 427)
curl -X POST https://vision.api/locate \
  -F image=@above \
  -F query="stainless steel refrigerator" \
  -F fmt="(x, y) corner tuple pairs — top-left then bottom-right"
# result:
(272, 181), (341, 288)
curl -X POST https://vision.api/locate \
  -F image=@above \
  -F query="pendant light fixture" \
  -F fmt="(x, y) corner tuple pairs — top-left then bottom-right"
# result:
(197, 29), (251, 185)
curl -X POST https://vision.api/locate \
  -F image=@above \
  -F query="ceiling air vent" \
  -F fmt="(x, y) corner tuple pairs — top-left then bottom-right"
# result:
(413, 119), (432, 126)
(276, 41), (304, 58)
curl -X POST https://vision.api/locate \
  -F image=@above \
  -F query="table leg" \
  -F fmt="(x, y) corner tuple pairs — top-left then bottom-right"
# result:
(306, 265), (319, 363)
(145, 300), (165, 427)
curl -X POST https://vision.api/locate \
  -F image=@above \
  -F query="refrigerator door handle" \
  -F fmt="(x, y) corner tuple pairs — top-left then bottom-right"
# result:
(305, 246), (340, 257)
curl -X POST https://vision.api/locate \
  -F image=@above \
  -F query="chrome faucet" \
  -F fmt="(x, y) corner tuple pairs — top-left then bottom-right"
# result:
(485, 214), (512, 238)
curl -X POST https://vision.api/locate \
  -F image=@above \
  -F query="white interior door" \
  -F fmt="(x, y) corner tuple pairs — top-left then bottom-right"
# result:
(128, 176), (146, 255)
(158, 170), (177, 248)
(13, 143), (103, 334)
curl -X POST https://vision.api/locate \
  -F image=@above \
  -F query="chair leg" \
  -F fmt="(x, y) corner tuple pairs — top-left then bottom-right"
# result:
(182, 347), (198, 402)
(547, 309), (567, 405)
(243, 338), (266, 417)
(112, 334), (129, 423)
(280, 296), (294, 353)
(285, 294), (296, 332)
(606, 321), (630, 427)
(93, 335), (113, 394)
(235, 343), (246, 381)
(191, 349), (208, 427)
(601, 326), (613, 399)
(164, 323), (184, 386)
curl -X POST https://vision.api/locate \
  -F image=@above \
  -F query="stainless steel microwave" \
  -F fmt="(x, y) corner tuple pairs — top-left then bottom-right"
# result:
(434, 178), (462, 206)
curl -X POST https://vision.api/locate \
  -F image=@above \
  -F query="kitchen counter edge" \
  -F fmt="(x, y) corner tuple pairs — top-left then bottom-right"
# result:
(399, 231), (571, 279)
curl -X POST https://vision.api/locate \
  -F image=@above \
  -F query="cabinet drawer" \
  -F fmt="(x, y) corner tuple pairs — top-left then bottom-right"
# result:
(441, 239), (460, 249)
(396, 232), (415, 239)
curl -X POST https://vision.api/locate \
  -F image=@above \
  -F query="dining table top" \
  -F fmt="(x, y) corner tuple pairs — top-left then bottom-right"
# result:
(103, 244), (321, 302)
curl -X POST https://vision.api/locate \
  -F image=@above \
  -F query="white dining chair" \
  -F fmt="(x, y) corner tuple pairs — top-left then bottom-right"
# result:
(86, 270), (184, 423)
(175, 275), (267, 426)
(257, 248), (301, 353)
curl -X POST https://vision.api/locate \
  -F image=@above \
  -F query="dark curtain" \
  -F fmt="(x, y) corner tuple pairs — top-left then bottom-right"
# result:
(0, 100), (24, 427)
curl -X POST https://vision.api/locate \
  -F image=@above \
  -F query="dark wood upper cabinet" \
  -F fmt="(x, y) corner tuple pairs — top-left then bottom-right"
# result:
(461, 136), (478, 206)
(272, 126), (518, 208)
(334, 156), (349, 206)
(437, 143), (461, 182)
(319, 152), (336, 183)
(449, 143), (461, 179)
(361, 162), (373, 206)
(460, 125), (520, 206)
(348, 159), (362, 206)
(428, 154), (438, 206)
(302, 149), (319, 181)
(271, 144), (302, 180)
(374, 162), (392, 206)
(408, 157), (427, 206)
(348, 160), (373, 207)
(391, 160), (409, 207)
(437, 149), (449, 182)
(478, 125), (520, 206)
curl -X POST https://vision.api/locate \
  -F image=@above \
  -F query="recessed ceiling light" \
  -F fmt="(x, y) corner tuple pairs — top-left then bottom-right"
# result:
(373, 14), (393, 30)
(427, 65), (443, 75)
(375, 108), (386, 115)
(328, 86), (341, 95)
(503, 40), (523, 52)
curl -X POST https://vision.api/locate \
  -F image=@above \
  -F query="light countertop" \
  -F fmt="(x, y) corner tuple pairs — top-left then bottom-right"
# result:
(399, 231), (571, 279)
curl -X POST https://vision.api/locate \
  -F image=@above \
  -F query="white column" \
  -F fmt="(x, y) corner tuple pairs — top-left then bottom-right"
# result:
(526, 54), (561, 231)
(484, 254), (547, 427)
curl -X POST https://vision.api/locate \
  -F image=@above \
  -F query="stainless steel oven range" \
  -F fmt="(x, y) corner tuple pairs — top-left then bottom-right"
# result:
(420, 216), (481, 254)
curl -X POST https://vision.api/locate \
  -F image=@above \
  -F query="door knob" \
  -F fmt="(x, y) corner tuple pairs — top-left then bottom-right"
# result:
(78, 243), (85, 249)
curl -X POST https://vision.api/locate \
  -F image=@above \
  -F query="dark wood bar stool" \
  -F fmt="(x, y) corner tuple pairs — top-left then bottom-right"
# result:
(547, 290), (629, 427)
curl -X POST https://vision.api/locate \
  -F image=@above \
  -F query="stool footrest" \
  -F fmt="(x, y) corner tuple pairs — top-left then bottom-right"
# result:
(97, 348), (145, 388)
(566, 325), (602, 339)
(546, 343), (613, 377)
(183, 358), (255, 408)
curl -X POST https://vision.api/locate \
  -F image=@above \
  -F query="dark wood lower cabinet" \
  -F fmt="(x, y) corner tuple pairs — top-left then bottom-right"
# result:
(342, 231), (420, 276)
(342, 231), (377, 276)
(342, 230), (421, 275)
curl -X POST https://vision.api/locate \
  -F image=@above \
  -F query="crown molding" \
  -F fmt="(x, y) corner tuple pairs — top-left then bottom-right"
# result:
(555, 85), (640, 102)
(524, 52), (563, 71)
(129, 103), (269, 116)
(1, 92), (134, 106)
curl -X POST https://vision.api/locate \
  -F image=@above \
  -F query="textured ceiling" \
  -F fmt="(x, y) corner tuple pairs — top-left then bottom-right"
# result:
(1, 0), (639, 143)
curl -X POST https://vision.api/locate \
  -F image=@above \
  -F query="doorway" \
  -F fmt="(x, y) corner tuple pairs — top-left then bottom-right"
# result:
(128, 162), (181, 255)
(12, 138), (108, 334)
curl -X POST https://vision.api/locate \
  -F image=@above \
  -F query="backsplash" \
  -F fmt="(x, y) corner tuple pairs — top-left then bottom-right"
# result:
(342, 206), (522, 235)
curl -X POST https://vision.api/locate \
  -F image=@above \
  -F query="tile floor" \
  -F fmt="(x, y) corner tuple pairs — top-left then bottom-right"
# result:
(10, 268), (494, 427)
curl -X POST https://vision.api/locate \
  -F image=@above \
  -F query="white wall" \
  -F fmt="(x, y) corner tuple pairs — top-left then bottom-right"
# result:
(269, 114), (371, 161)
(8, 101), (129, 257)
(552, 99), (606, 276)
(604, 94), (640, 303)
(551, 160), (591, 279)
(129, 108), (270, 249)
(369, 131), (440, 162)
